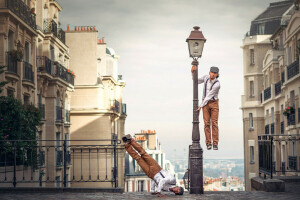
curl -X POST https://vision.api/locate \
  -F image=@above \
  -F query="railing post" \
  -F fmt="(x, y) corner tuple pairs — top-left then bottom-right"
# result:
(63, 139), (67, 187)
(113, 136), (117, 188)
(13, 141), (17, 188)
(270, 136), (273, 179)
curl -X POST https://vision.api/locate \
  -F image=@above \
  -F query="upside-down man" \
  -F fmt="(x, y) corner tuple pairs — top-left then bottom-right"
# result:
(122, 134), (184, 197)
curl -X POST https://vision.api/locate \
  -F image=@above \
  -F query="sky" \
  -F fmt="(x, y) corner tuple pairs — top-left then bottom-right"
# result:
(59, 0), (280, 160)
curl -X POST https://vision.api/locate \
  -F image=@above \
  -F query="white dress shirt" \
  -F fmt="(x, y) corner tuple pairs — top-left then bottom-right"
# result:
(150, 169), (176, 193)
(198, 75), (220, 107)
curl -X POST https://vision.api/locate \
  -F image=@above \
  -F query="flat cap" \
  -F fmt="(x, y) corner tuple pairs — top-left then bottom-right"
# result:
(210, 66), (219, 73)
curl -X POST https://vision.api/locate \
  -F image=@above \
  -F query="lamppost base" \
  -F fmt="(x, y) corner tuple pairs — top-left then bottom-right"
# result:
(189, 144), (203, 194)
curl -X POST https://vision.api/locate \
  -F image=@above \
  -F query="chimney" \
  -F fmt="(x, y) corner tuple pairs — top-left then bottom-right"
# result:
(75, 26), (77, 31)
(67, 25), (70, 31)
(78, 26), (81, 31)
(102, 37), (105, 43)
(94, 26), (96, 31)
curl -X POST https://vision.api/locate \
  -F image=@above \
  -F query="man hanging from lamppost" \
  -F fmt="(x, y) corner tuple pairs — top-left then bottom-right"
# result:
(122, 134), (184, 197)
(191, 66), (220, 150)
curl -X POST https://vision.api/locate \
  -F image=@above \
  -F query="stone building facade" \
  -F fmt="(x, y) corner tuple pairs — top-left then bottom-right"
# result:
(241, 0), (300, 191)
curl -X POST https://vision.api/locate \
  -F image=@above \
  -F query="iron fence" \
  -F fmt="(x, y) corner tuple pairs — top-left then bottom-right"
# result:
(0, 139), (121, 188)
(271, 123), (274, 134)
(258, 134), (300, 179)
(37, 56), (54, 75)
(287, 60), (299, 80)
(281, 71), (285, 84)
(23, 61), (34, 82)
(274, 81), (281, 96)
(122, 104), (127, 115)
(111, 100), (120, 113)
(264, 87), (271, 101)
(54, 62), (74, 85)
(287, 110), (296, 126)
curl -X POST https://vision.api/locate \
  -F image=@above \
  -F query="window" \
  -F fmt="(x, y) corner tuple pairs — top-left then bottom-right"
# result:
(265, 75), (269, 88)
(249, 113), (253, 130)
(24, 95), (30, 105)
(258, 23), (265, 35)
(250, 81), (254, 97)
(291, 142), (296, 156)
(8, 31), (14, 51)
(281, 105), (284, 122)
(250, 146), (254, 164)
(24, 42), (30, 63)
(7, 88), (14, 97)
(156, 154), (159, 163)
(290, 90), (295, 107)
(266, 110), (269, 125)
(250, 49), (255, 65)
(282, 145), (286, 162)
(288, 46), (292, 65)
(271, 107), (274, 123)
(56, 132), (60, 147)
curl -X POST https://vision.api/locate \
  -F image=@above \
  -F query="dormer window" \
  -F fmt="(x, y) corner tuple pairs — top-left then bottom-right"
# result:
(258, 23), (265, 35)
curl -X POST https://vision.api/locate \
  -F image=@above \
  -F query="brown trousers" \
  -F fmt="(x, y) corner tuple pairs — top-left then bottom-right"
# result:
(125, 139), (162, 179)
(203, 99), (219, 145)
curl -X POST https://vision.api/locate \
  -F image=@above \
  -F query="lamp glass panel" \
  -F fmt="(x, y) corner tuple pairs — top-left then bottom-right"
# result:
(188, 40), (205, 58)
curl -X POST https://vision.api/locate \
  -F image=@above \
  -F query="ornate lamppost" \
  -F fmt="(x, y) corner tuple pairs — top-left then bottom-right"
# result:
(186, 26), (206, 194)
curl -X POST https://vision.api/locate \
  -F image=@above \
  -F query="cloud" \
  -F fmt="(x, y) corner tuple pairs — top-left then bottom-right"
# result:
(59, 0), (276, 159)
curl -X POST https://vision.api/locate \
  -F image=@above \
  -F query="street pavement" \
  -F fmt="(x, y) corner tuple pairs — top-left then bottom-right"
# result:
(1, 189), (300, 200)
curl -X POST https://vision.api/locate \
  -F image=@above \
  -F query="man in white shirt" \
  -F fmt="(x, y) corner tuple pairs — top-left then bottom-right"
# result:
(122, 134), (184, 197)
(191, 66), (221, 150)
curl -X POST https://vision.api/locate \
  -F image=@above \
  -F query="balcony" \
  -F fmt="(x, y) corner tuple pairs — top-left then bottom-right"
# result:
(122, 103), (127, 115)
(270, 123), (274, 134)
(23, 61), (34, 82)
(287, 60), (299, 80)
(37, 56), (54, 75)
(280, 121), (284, 134)
(65, 109), (70, 124)
(6, 52), (18, 74)
(288, 156), (297, 171)
(56, 150), (63, 167)
(56, 106), (63, 122)
(39, 103), (45, 119)
(265, 124), (269, 134)
(264, 87), (271, 101)
(274, 81), (281, 96)
(111, 100), (120, 113)
(54, 62), (74, 85)
(287, 110), (296, 126)
(43, 19), (65, 44)
(5, 0), (36, 30)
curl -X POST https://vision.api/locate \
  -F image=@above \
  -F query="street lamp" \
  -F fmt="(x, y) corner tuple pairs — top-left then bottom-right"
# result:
(186, 26), (206, 194)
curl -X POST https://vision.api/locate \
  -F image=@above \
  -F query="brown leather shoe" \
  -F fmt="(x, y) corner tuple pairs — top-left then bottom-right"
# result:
(213, 144), (218, 150)
(122, 134), (132, 143)
(207, 144), (212, 150)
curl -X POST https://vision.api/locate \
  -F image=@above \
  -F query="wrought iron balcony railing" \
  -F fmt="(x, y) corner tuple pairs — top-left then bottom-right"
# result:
(23, 61), (34, 82)
(37, 56), (54, 75)
(38, 103), (45, 119)
(54, 62), (74, 85)
(122, 103), (127, 115)
(274, 81), (281, 96)
(258, 134), (300, 179)
(5, 0), (36, 30)
(264, 87), (271, 101)
(287, 60), (299, 80)
(43, 19), (65, 44)
(270, 123), (274, 134)
(6, 52), (18, 74)
(288, 156), (297, 171)
(280, 121), (284, 134)
(287, 110), (296, 126)
(265, 124), (269, 134)
(56, 106), (63, 121)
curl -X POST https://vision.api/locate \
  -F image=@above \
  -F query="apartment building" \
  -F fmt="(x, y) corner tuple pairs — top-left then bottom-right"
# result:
(241, 0), (300, 191)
